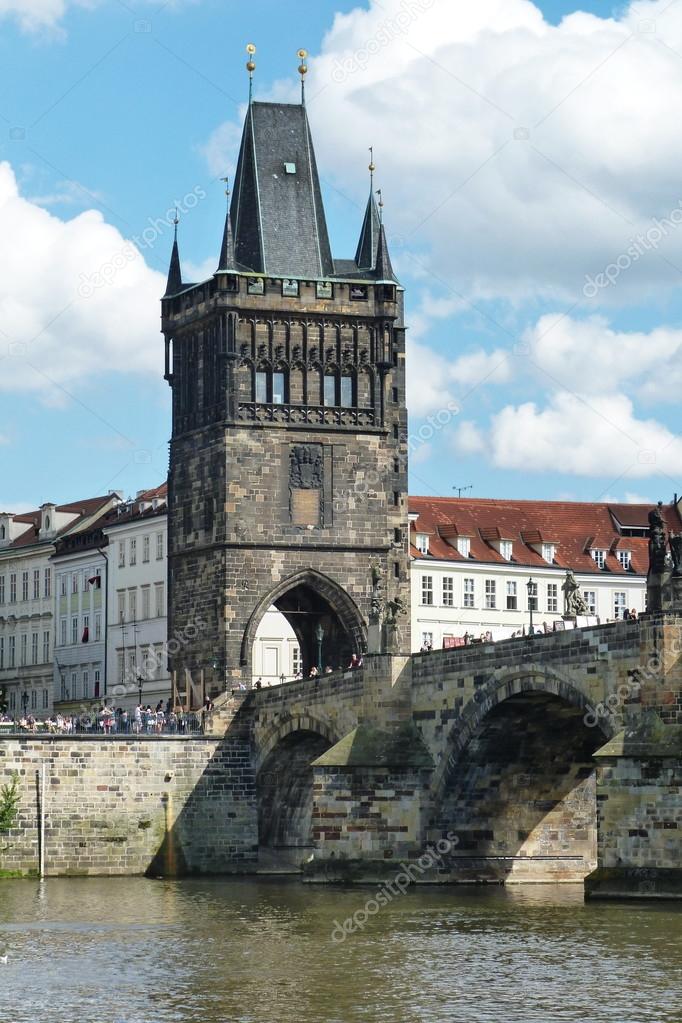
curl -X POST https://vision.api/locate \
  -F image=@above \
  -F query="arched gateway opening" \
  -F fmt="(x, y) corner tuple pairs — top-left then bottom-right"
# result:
(244, 570), (366, 683)
(434, 687), (610, 883)
(257, 727), (334, 868)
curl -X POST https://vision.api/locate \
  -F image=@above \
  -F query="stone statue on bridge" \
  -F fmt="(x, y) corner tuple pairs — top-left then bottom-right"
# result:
(644, 502), (682, 611)
(562, 570), (588, 618)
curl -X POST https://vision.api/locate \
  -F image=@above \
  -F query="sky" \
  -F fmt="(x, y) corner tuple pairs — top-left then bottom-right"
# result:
(0, 0), (681, 511)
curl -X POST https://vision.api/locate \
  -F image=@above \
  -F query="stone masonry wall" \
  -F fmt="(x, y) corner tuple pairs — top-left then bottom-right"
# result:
(0, 736), (257, 877)
(312, 765), (431, 863)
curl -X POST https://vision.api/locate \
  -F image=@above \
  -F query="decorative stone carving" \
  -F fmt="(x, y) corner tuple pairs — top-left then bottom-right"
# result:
(369, 562), (383, 622)
(289, 445), (323, 489)
(670, 533), (682, 576)
(648, 504), (668, 576)
(562, 569), (588, 618)
(384, 595), (407, 627)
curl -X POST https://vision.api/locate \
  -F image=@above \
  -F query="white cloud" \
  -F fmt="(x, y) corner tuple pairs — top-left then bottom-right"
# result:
(0, 0), (95, 33)
(0, 161), (165, 396)
(0, 0), (189, 33)
(624, 491), (654, 504)
(0, 500), (38, 514)
(453, 391), (682, 478)
(206, 0), (682, 305)
(407, 337), (511, 417)
(526, 314), (682, 402)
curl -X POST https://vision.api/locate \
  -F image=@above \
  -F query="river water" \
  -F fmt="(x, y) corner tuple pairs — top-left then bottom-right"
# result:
(0, 878), (680, 1023)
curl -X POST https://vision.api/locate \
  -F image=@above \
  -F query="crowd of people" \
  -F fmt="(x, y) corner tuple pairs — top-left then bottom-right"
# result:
(0, 700), (203, 735)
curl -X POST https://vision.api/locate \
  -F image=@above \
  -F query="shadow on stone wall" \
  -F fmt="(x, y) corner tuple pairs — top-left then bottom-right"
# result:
(431, 691), (610, 883)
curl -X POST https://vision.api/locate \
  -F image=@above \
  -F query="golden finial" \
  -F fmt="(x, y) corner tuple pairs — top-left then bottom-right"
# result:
(368, 146), (375, 187)
(376, 188), (383, 223)
(173, 206), (179, 239)
(220, 175), (230, 205)
(297, 48), (308, 104)
(246, 43), (256, 101)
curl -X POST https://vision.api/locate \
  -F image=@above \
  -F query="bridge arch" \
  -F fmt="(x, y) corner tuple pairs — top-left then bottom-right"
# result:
(255, 715), (340, 867)
(241, 568), (366, 677)
(430, 667), (615, 883)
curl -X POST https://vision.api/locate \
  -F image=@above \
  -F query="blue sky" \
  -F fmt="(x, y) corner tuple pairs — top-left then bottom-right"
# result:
(0, 0), (680, 511)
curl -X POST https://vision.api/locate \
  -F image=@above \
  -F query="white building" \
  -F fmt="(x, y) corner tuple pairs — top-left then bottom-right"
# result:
(252, 608), (302, 686)
(0, 496), (117, 717)
(51, 521), (109, 713)
(408, 496), (682, 651)
(102, 485), (169, 710)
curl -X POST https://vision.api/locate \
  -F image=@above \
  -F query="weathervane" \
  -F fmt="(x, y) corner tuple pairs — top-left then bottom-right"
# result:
(246, 43), (256, 102)
(173, 206), (179, 240)
(220, 175), (230, 207)
(297, 48), (308, 104)
(369, 146), (375, 188)
(376, 188), (383, 223)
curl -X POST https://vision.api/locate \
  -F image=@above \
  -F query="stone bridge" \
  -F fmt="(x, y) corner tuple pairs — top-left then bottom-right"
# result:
(216, 611), (682, 897)
(1, 614), (679, 896)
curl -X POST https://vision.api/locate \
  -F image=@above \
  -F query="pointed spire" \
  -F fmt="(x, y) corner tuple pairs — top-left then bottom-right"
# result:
(164, 209), (182, 296)
(217, 175), (236, 271)
(355, 149), (380, 270)
(375, 223), (396, 283)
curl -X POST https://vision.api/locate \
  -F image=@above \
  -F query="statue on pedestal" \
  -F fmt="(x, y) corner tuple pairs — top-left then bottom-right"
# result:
(562, 569), (588, 618)
(369, 562), (383, 623)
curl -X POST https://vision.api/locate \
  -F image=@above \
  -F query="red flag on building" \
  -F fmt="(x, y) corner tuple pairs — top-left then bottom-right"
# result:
(88, 576), (101, 588)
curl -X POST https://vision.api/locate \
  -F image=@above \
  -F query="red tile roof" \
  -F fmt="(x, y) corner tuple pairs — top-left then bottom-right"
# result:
(4, 496), (116, 550)
(409, 496), (682, 577)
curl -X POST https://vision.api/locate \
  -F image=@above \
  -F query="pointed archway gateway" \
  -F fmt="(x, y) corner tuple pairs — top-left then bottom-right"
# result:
(242, 569), (366, 680)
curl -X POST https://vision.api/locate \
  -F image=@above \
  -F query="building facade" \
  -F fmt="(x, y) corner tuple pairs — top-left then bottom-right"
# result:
(0, 496), (117, 716)
(409, 496), (682, 649)
(102, 486), (170, 710)
(162, 94), (410, 693)
(52, 529), (107, 713)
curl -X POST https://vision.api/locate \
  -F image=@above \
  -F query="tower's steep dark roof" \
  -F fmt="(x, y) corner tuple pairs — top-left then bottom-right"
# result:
(355, 189), (380, 270)
(164, 234), (182, 296)
(230, 101), (334, 278)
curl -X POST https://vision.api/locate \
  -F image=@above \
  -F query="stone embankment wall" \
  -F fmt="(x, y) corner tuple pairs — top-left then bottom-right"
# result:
(0, 736), (257, 877)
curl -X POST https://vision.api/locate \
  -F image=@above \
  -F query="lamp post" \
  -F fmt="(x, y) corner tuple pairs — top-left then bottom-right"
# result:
(21, 689), (28, 715)
(526, 577), (535, 638)
(315, 622), (324, 672)
(136, 674), (143, 707)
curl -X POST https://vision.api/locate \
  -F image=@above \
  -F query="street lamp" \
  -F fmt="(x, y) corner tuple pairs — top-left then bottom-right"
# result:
(136, 673), (143, 707)
(315, 622), (324, 672)
(526, 577), (535, 638)
(21, 690), (29, 715)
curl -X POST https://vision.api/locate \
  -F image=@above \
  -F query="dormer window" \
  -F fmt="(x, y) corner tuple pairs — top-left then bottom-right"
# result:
(542, 543), (555, 563)
(592, 549), (606, 569)
(499, 540), (513, 561)
(416, 533), (429, 556)
(617, 549), (631, 570)
(456, 536), (470, 558)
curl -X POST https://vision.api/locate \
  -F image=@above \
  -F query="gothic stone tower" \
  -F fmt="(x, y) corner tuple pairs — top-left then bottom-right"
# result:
(162, 98), (409, 691)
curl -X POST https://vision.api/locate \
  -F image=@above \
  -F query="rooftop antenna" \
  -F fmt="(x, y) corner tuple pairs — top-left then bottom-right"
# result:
(368, 146), (375, 189)
(297, 48), (308, 105)
(246, 43), (256, 103)
(376, 188), (384, 224)
(453, 485), (472, 498)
